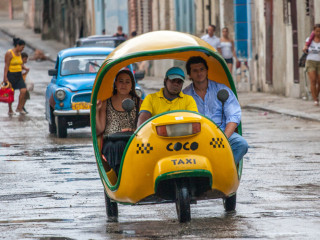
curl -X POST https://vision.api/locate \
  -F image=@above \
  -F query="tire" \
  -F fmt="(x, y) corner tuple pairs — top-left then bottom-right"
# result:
(175, 180), (191, 223)
(56, 116), (67, 138)
(49, 122), (56, 134)
(48, 110), (56, 134)
(104, 190), (118, 219)
(223, 193), (237, 212)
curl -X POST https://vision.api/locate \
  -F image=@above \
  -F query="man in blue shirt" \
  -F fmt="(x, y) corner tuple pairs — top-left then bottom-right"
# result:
(183, 56), (248, 164)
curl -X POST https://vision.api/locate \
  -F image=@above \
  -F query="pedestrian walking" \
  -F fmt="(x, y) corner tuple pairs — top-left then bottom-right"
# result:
(201, 25), (222, 54)
(2, 38), (28, 115)
(113, 26), (128, 39)
(21, 52), (31, 113)
(220, 27), (239, 73)
(304, 24), (320, 106)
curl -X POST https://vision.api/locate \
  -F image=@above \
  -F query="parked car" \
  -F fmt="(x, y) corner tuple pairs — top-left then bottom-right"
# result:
(75, 35), (126, 48)
(45, 47), (145, 138)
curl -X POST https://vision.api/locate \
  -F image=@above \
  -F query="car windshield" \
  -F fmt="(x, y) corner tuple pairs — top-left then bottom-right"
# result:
(61, 55), (106, 76)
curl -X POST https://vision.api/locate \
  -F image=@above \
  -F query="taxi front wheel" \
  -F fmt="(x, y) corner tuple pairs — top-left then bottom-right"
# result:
(175, 180), (191, 223)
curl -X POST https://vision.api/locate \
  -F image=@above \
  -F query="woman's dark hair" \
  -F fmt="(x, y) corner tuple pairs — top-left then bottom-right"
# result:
(186, 56), (209, 75)
(314, 24), (320, 30)
(112, 69), (138, 97)
(13, 38), (25, 47)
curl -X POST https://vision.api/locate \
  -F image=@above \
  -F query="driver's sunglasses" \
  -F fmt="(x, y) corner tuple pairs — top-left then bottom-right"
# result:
(168, 78), (184, 85)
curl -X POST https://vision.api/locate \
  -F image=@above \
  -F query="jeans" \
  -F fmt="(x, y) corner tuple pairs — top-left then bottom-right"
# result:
(228, 132), (249, 164)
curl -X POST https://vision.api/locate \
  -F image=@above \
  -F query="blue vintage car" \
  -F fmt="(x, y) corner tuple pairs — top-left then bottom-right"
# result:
(45, 47), (145, 138)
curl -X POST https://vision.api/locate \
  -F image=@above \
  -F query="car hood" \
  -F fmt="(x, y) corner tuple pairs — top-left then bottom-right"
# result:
(57, 75), (96, 91)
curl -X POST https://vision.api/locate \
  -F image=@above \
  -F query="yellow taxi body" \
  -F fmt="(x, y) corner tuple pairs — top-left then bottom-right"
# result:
(91, 30), (242, 204)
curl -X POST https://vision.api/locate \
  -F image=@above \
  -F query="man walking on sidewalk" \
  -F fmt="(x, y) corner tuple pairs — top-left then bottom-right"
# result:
(201, 25), (222, 54)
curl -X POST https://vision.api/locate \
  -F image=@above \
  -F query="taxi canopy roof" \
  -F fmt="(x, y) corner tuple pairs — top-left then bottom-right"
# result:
(93, 30), (235, 101)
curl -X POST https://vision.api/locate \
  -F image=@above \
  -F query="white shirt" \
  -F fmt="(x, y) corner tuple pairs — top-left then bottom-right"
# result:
(201, 34), (221, 50)
(220, 41), (233, 59)
(306, 37), (320, 62)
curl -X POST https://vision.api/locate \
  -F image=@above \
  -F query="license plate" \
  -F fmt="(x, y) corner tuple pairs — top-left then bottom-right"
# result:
(72, 102), (91, 110)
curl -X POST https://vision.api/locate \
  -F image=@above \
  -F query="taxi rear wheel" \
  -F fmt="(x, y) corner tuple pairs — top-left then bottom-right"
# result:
(56, 116), (67, 138)
(104, 190), (118, 219)
(223, 193), (237, 212)
(175, 180), (191, 223)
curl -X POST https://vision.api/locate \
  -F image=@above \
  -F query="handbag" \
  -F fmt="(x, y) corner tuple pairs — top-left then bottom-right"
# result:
(0, 82), (14, 103)
(299, 52), (308, 68)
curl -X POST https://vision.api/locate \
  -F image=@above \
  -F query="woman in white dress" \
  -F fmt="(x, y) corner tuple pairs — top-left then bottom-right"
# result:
(220, 27), (239, 73)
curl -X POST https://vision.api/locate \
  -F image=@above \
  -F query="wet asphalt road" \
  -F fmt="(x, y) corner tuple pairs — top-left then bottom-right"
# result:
(1, 31), (320, 239)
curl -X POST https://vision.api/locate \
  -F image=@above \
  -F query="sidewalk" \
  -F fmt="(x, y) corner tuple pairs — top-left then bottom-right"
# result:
(0, 17), (68, 62)
(1, 17), (319, 123)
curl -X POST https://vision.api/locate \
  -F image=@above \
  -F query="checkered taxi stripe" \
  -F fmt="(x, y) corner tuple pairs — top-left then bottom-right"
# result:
(136, 143), (153, 154)
(210, 138), (225, 148)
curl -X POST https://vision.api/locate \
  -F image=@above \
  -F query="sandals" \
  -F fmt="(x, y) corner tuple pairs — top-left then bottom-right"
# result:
(8, 111), (16, 115)
(16, 109), (27, 115)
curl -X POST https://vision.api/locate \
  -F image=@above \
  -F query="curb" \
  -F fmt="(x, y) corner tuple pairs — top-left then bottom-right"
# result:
(0, 28), (55, 63)
(243, 105), (320, 123)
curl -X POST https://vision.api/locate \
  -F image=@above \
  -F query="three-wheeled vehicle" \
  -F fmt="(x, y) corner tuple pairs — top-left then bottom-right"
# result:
(91, 31), (243, 222)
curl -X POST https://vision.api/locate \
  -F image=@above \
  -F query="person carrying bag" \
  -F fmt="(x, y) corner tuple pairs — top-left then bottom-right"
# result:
(299, 31), (315, 68)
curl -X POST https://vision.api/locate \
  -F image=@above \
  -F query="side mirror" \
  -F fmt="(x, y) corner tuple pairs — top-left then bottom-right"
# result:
(134, 70), (145, 81)
(217, 89), (229, 104)
(48, 69), (58, 76)
(122, 98), (135, 112)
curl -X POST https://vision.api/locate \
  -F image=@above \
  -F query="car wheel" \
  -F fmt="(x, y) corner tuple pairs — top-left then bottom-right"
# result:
(223, 193), (237, 212)
(48, 109), (56, 134)
(56, 116), (67, 138)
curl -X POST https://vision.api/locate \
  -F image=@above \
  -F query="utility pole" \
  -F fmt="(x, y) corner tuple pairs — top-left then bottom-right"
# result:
(9, 0), (13, 20)
(219, 0), (225, 30)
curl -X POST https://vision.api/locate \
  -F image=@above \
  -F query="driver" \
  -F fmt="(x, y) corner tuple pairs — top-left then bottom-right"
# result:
(183, 56), (248, 164)
(137, 67), (198, 126)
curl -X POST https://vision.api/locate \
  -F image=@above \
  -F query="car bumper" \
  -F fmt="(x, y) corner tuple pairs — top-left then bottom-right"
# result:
(53, 109), (90, 116)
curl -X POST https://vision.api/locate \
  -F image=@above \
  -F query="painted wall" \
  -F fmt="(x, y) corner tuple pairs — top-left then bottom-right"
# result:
(250, 0), (320, 98)
(94, 0), (104, 35)
(104, 0), (128, 36)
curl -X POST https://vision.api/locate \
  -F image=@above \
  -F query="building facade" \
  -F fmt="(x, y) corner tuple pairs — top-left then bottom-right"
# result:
(250, 0), (319, 98)
(8, 0), (319, 99)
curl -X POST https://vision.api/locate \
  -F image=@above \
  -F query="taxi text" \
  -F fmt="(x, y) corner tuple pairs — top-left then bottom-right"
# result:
(171, 158), (196, 165)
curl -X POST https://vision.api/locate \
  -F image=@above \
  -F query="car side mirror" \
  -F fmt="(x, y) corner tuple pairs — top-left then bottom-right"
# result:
(134, 70), (145, 81)
(48, 69), (58, 76)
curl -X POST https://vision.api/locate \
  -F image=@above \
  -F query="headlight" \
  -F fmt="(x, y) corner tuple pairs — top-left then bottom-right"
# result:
(135, 88), (142, 98)
(55, 89), (66, 100)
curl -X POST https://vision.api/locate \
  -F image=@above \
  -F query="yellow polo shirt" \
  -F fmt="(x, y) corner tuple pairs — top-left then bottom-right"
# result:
(140, 88), (198, 116)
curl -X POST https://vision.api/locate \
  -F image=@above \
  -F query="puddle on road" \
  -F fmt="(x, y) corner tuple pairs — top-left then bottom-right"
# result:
(0, 218), (73, 224)
(103, 214), (249, 239)
(0, 192), (54, 201)
(3, 145), (93, 160)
